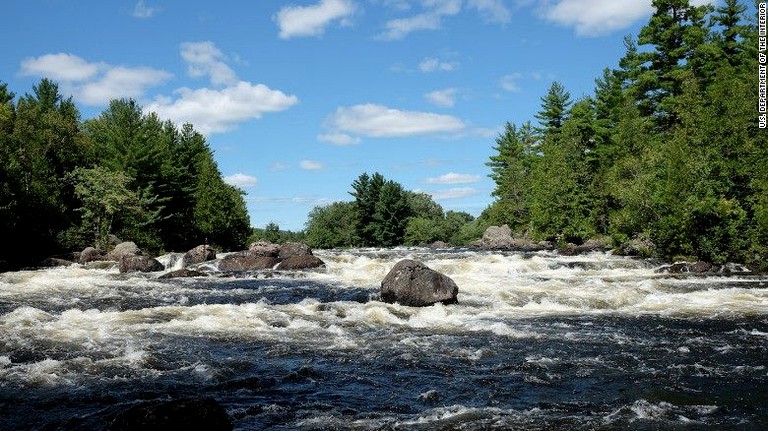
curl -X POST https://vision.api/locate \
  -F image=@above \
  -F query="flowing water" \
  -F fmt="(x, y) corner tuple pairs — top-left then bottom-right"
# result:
(0, 248), (766, 430)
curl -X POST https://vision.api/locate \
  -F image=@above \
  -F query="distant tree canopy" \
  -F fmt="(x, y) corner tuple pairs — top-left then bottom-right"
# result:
(0, 81), (250, 268)
(304, 172), (481, 249)
(484, 0), (765, 266)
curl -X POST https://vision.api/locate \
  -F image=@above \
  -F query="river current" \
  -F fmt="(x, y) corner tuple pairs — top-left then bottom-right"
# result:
(0, 248), (766, 430)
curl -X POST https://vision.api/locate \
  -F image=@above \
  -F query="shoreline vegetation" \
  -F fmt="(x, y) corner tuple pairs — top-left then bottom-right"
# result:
(1, 0), (765, 273)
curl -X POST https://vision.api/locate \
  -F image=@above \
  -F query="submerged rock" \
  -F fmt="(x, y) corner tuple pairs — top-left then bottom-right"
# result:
(108, 397), (232, 430)
(159, 268), (208, 279)
(381, 259), (459, 307)
(275, 255), (325, 270)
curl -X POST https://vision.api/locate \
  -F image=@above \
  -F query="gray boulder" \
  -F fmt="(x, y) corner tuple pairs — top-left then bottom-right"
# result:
(248, 241), (280, 257)
(183, 245), (217, 266)
(481, 225), (513, 248)
(218, 252), (278, 272)
(107, 242), (141, 261)
(381, 259), (459, 307)
(278, 242), (313, 259)
(79, 247), (103, 264)
(119, 256), (164, 273)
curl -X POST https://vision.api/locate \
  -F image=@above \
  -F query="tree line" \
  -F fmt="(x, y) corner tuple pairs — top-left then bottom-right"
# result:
(483, 0), (765, 267)
(0, 79), (250, 269)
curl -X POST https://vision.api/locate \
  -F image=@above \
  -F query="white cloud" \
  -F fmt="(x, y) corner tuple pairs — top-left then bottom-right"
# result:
(324, 103), (465, 139)
(425, 88), (458, 107)
(425, 172), (480, 184)
(540, 1), (717, 36)
(146, 82), (299, 134)
(419, 57), (457, 72)
(429, 187), (480, 200)
(540, 0), (652, 36)
(181, 41), (237, 86)
(20, 53), (171, 105)
(377, 0), (462, 40)
(224, 173), (259, 188)
(132, 0), (160, 18)
(318, 132), (361, 146)
(271, 162), (289, 171)
(20, 53), (102, 82)
(79, 66), (172, 105)
(500, 72), (523, 92)
(468, 0), (512, 24)
(275, 0), (355, 39)
(300, 160), (324, 170)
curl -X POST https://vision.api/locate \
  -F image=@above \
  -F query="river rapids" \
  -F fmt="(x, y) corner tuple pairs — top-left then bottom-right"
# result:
(0, 248), (766, 430)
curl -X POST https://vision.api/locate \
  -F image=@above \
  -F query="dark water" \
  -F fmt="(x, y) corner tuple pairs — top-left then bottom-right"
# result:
(0, 249), (766, 430)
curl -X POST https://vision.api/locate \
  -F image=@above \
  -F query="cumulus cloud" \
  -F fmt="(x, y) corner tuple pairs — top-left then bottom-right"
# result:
(181, 41), (237, 86)
(79, 66), (172, 105)
(429, 187), (480, 200)
(537, 0), (713, 36)
(275, 0), (355, 39)
(20, 53), (171, 105)
(20, 53), (101, 81)
(300, 160), (325, 170)
(425, 88), (458, 107)
(224, 173), (259, 188)
(425, 172), (480, 185)
(377, 0), (462, 40)
(324, 103), (465, 139)
(132, 0), (160, 18)
(146, 82), (299, 135)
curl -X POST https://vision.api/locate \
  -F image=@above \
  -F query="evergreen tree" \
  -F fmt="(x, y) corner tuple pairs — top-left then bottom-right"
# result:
(534, 81), (571, 136)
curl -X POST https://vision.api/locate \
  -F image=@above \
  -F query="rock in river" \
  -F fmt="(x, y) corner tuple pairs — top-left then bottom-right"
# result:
(380, 259), (459, 307)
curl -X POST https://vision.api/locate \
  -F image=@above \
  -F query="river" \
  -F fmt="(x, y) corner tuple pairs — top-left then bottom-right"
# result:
(1, 248), (766, 430)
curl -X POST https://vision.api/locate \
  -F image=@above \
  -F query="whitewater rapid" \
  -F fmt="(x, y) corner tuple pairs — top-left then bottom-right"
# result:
(0, 248), (766, 429)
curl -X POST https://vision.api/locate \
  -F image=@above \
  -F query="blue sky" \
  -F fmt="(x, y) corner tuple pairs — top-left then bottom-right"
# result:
(3, 0), (717, 231)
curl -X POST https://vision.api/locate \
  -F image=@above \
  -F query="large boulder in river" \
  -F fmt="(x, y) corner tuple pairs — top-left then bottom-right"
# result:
(381, 259), (459, 307)
(481, 225), (513, 248)
(108, 397), (232, 430)
(278, 242), (313, 259)
(218, 251), (278, 272)
(79, 247), (104, 264)
(248, 241), (280, 257)
(183, 245), (217, 266)
(107, 242), (141, 261)
(119, 256), (164, 273)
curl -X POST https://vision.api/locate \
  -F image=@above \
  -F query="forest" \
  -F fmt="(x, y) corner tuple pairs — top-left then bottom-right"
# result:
(1, 0), (765, 270)
(303, 0), (766, 268)
(0, 82), (251, 270)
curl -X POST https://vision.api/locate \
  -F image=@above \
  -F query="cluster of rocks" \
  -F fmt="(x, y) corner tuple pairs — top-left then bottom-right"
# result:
(40, 240), (327, 277)
(655, 261), (753, 275)
(472, 224), (609, 254)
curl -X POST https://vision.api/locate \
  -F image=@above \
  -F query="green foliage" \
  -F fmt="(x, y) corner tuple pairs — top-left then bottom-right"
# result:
(249, 222), (306, 245)
(484, 0), (765, 265)
(304, 201), (359, 249)
(0, 81), (251, 268)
